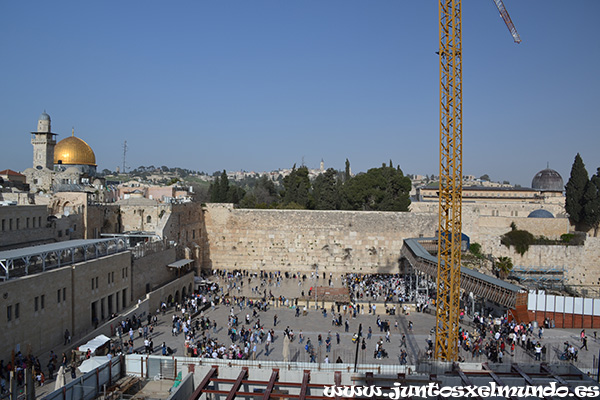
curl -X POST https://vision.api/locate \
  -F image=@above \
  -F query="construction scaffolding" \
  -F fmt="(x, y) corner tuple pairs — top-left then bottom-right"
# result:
(510, 265), (566, 291)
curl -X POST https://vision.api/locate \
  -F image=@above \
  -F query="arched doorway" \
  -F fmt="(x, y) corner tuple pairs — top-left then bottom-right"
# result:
(182, 286), (187, 299)
(175, 290), (180, 304)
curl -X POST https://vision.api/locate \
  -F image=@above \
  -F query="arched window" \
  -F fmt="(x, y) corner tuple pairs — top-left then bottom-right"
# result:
(146, 215), (152, 223)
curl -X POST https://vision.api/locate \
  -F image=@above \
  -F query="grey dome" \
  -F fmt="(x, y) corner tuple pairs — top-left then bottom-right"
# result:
(39, 111), (51, 121)
(531, 168), (564, 191)
(528, 209), (554, 218)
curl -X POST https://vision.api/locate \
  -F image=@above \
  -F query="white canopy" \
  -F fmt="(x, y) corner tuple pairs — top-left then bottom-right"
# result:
(77, 356), (110, 373)
(78, 334), (111, 353)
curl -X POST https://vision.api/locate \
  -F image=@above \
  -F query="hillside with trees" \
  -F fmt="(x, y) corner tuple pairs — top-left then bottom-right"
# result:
(209, 160), (412, 212)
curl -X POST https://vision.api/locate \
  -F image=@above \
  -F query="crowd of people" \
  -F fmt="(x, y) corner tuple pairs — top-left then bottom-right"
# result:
(3, 270), (594, 397)
(452, 314), (556, 363)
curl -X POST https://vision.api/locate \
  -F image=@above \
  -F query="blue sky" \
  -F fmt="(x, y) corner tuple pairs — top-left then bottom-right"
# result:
(1, 1), (599, 187)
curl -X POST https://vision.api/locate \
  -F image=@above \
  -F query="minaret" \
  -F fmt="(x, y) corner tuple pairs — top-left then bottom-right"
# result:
(31, 111), (57, 170)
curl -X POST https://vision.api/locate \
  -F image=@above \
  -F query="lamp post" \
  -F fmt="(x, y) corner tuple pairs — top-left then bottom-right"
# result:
(354, 323), (362, 372)
(315, 264), (318, 310)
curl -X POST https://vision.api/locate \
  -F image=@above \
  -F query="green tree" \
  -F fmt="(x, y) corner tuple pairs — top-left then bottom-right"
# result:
(228, 185), (246, 204)
(480, 174), (490, 181)
(342, 163), (411, 211)
(583, 168), (600, 235)
(239, 193), (257, 208)
(218, 170), (230, 202)
(495, 256), (513, 279)
(469, 242), (483, 258)
(313, 168), (340, 210)
(501, 227), (534, 256)
(208, 170), (230, 202)
(208, 176), (220, 202)
(253, 175), (279, 206)
(565, 153), (589, 226)
(282, 165), (311, 208)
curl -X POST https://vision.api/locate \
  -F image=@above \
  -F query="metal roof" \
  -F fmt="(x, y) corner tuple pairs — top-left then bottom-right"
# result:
(0, 238), (118, 260)
(168, 259), (195, 268)
(0, 238), (127, 280)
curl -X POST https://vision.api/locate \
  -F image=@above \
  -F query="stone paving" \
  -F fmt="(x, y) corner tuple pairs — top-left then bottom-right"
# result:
(159, 274), (600, 369)
(34, 273), (600, 397)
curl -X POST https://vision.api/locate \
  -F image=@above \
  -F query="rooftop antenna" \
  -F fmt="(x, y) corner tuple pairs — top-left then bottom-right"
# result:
(122, 140), (128, 173)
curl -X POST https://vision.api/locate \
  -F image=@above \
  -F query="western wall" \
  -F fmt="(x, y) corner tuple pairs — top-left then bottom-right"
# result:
(201, 204), (437, 274)
(201, 203), (600, 289)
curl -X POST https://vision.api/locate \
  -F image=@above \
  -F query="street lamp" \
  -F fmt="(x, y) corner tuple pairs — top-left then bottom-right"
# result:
(354, 323), (362, 372)
(315, 264), (318, 310)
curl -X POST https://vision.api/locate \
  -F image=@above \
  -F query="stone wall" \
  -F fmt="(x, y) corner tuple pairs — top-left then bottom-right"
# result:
(71, 252), (132, 338)
(145, 272), (194, 312)
(0, 266), (72, 363)
(0, 248), (196, 364)
(86, 204), (121, 238)
(118, 200), (204, 266)
(201, 204), (437, 274)
(414, 200), (572, 249)
(131, 247), (177, 302)
(0, 205), (81, 250)
(0, 251), (130, 361)
(489, 237), (600, 287)
(201, 203), (600, 289)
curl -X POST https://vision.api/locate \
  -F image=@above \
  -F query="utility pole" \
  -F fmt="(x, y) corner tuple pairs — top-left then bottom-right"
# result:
(122, 140), (128, 173)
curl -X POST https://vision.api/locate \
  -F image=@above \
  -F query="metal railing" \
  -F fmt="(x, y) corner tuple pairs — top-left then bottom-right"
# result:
(124, 354), (413, 378)
(42, 357), (122, 400)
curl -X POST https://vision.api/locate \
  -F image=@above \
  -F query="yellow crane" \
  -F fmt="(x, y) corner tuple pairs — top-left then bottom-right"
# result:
(435, 0), (520, 361)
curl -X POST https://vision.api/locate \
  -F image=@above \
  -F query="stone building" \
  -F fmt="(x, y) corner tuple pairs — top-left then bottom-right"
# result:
(0, 204), (82, 251)
(416, 167), (565, 206)
(23, 112), (105, 196)
(0, 238), (194, 365)
(0, 169), (28, 193)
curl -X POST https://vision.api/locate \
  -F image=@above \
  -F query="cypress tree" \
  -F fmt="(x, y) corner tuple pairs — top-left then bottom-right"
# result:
(218, 170), (230, 202)
(583, 168), (600, 235)
(345, 159), (351, 183)
(565, 153), (589, 226)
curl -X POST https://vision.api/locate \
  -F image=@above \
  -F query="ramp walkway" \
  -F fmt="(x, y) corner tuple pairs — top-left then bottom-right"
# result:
(401, 238), (522, 308)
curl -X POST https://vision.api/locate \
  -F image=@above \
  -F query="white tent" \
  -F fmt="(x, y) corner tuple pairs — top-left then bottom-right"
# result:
(78, 334), (111, 354)
(77, 356), (110, 374)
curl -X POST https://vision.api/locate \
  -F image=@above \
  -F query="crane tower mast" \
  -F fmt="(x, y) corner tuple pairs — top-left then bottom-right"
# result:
(435, 0), (463, 362)
(434, 0), (520, 361)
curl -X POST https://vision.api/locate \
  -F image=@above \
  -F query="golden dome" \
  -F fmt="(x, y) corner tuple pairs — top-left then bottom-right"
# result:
(54, 132), (96, 166)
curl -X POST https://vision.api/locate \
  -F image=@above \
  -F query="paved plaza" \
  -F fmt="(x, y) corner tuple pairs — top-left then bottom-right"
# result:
(34, 273), (600, 397)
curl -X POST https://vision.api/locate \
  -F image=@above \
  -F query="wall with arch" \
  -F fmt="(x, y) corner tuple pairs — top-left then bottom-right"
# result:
(145, 272), (195, 312)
